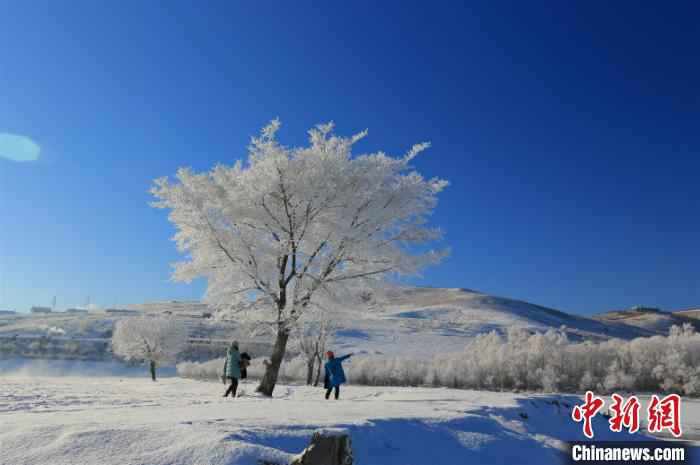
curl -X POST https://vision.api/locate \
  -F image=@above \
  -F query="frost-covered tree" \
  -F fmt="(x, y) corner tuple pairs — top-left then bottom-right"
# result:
(112, 317), (188, 381)
(151, 119), (448, 395)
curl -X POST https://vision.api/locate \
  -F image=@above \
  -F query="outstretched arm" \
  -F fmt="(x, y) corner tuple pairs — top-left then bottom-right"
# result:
(338, 353), (353, 362)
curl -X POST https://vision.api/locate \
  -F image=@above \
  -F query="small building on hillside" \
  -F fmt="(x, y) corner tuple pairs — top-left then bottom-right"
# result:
(30, 306), (52, 314)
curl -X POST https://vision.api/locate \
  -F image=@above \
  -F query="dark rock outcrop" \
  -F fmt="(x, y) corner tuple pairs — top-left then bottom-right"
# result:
(260, 432), (353, 465)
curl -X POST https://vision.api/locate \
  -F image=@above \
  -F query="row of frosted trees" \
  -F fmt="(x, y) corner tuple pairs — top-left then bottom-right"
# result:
(349, 324), (700, 395)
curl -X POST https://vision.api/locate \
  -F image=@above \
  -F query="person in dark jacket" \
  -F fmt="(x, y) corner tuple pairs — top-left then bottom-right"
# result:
(222, 341), (241, 398)
(239, 352), (252, 379)
(323, 351), (352, 400)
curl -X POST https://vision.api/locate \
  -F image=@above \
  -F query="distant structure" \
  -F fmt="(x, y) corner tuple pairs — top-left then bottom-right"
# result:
(65, 308), (88, 314)
(127, 301), (214, 319)
(30, 306), (52, 314)
(0, 310), (16, 315)
(104, 308), (141, 316)
(631, 305), (662, 313)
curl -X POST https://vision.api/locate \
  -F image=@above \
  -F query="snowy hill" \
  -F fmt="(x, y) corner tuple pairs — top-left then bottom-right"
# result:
(593, 306), (700, 335)
(317, 287), (653, 358)
(0, 287), (663, 361)
(675, 308), (700, 320)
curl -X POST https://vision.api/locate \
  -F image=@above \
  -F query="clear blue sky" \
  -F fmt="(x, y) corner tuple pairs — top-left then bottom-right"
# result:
(1, 1), (698, 315)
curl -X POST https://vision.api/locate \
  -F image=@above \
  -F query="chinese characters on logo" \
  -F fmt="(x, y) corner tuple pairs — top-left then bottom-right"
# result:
(609, 393), (640, 434)
(647, 394), (682, 438)
(571, 391), (605, 438)
(571, 391), (682, 439)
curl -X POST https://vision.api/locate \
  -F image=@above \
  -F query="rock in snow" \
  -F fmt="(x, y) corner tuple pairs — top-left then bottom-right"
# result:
(290, 432), (353, 465)
(261, 432), (353, 465)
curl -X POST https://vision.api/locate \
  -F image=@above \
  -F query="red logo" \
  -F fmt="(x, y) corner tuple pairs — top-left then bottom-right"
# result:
(571, 392), (682, 438)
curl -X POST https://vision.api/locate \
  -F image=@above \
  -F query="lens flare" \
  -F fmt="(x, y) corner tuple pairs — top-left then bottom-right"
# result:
(0, 133), (41, 162)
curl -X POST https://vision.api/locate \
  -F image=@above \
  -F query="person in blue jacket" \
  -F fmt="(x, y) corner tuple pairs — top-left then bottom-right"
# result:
(222, 341), (241, 398)
(323, 351), (353, 400)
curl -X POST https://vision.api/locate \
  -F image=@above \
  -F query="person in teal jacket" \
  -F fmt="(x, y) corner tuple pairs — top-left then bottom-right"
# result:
(323, 351), (353, 400)
(222, 341), (241, 398)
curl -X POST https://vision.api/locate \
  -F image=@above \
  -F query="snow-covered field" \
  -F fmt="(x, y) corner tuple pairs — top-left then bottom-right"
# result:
(2, 372), (693, 465)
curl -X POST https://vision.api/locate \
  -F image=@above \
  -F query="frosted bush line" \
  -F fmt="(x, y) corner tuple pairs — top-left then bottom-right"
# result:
(178, 324), (700, 395)
(178, 356), (311, 384)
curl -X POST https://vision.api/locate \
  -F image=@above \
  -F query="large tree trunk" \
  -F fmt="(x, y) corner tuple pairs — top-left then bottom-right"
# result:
(306, 358), (315, 386)
(149, 360), (157, 382)
(256, 328), (290, 396)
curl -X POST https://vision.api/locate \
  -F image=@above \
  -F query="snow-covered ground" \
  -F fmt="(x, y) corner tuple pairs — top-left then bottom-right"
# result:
(2, 372), (692, 465)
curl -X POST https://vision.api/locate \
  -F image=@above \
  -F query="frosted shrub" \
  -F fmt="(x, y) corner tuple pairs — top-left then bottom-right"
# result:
(650, 324), (700, 394)
(177, 358), (225, 381)
(347, 356), (428, 386)
(246, 356), (310, 383)
(177, 355), (310, 384)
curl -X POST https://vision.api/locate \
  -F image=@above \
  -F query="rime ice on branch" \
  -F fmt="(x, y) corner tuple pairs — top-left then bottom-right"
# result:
(151, 119), (448, 395)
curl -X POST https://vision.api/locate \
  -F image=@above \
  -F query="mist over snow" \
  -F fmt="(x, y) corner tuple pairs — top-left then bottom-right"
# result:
(0, 358), (176, 378)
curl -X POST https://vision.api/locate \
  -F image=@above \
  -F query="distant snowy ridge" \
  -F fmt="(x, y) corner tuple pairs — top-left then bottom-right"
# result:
(2, 287), (695, 362)
(593, 305), (700, 334)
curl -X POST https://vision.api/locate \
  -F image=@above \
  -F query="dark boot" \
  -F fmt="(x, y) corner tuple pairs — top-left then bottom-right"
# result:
(224, 379), (237, 397)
